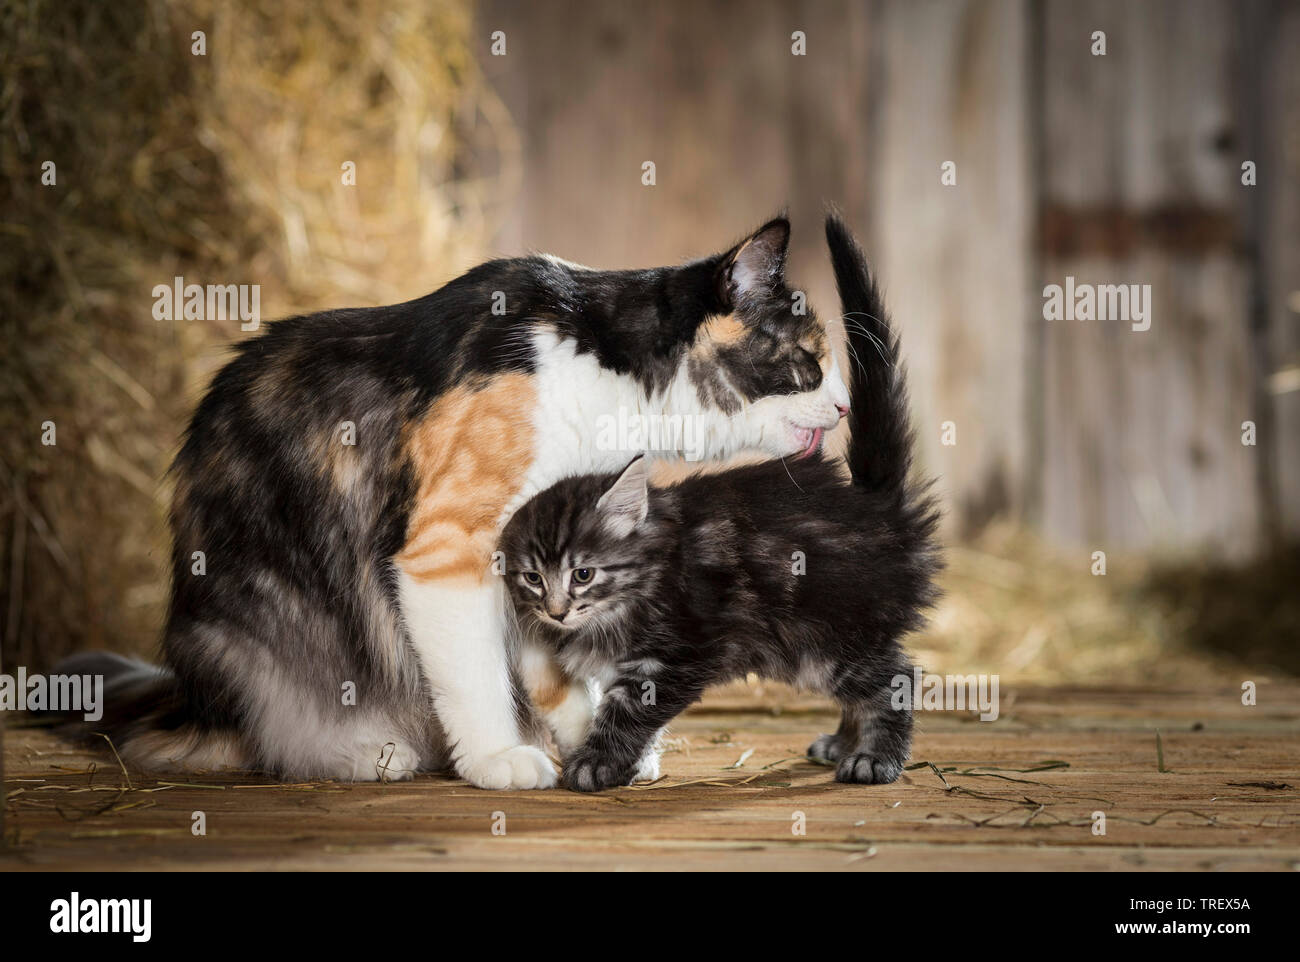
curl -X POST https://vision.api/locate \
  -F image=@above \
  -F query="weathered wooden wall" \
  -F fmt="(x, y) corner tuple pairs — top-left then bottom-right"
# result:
(477, 0), (1298, 559)
(1259, 1), (1300, 539)
(1037, 0), (1260, 558)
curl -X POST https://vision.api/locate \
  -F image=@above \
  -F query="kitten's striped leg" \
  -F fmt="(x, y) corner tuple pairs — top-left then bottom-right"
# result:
(829, 657), (913, 785)
(832, 702), (911, 785)
(563, 669), (703, 792)
(398, 572), (556, 790)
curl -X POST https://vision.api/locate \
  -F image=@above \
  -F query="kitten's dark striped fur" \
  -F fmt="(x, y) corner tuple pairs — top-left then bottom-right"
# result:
(500, 214), (941, 791)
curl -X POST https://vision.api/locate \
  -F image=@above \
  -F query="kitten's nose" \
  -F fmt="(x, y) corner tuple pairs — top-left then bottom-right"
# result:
(836, 403), (850, 419)
(546, 605), (567, 622)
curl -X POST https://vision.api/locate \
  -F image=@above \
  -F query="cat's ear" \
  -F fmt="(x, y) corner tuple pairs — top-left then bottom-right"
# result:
(595, 455), (649, 538)
(719, 216), (790, 307)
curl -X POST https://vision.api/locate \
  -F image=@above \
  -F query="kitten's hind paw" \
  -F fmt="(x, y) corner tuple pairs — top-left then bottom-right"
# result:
(458, 745), (557, 790)
(835, 752), (904, 785)
(807, 734), (843, 764)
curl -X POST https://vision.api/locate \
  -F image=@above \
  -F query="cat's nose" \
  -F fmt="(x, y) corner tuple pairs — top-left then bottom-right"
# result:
(545, 605), (568, 621)
(836, 403), (850, 419)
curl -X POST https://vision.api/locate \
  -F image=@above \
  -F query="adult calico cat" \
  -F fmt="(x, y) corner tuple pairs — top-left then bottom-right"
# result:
(59, 216), (851, 789)
(499, 213), (941, 791)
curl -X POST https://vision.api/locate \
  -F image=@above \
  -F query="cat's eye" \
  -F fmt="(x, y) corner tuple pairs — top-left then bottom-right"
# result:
(571, 567), (595, 585)
(522, 571), (543, 587)
(792, 350), (822, 391)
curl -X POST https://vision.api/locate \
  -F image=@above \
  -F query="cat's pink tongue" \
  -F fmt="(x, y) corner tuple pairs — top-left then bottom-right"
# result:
(795, 426), (824, 459)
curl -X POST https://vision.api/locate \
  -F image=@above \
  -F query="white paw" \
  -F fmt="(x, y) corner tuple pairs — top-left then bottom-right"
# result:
(459, 745), (557, 790)
(632, 746), (662, 783)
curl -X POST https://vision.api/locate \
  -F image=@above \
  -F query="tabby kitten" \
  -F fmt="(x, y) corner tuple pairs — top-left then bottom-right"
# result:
(500, 214), (941, 791)
(60, 216), (851, 789)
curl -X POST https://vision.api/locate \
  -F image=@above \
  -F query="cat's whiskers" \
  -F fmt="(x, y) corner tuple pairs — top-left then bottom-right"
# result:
(837, 313), (893, 368)
(838, 328), (870, 385)
(777, 451), (806, 493)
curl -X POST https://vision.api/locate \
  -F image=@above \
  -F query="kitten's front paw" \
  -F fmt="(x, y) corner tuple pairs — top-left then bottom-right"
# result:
(807, 734), (843, 763)
(835, 751), (904, 785)
(562, 750), (634, 793)
(459, 745), (557, 790)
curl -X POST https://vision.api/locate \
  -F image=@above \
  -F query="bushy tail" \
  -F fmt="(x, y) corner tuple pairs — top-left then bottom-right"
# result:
(48, 652), (246, 771)
(825, 212), (914, 502)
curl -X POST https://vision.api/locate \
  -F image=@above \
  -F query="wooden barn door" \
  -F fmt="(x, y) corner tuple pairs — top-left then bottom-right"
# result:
(1031, 0), (1295, 559)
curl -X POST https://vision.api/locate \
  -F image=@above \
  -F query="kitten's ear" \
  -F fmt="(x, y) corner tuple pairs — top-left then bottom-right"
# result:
(719, 216), (790, 307)
(595, 455), (649, 538)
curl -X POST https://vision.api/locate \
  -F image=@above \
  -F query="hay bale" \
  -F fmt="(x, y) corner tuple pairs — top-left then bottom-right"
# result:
(0, 0), (508, 671)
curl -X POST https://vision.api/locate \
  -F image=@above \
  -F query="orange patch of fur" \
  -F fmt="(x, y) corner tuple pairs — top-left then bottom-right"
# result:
(396, 374), (536, 584)
(698, 313), (747, 348)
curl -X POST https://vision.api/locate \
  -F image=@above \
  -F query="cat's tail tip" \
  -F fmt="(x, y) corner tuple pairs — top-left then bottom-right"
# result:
(822, 211), (911, 498)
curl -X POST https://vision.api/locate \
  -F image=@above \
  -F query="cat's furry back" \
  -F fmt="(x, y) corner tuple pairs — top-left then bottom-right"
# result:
(500, 213), (941, 791)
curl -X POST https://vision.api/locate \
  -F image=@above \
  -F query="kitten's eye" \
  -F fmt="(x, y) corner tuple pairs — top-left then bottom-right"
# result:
(571, 567), (595, 585)
(522, 571), (543, 587)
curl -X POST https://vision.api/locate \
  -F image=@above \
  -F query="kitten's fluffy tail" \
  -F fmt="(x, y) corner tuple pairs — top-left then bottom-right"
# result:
(48, 651), (248, 772)
(825, 212), (913, 501)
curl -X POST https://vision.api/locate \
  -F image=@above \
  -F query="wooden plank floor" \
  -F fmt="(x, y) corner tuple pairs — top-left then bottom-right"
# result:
(3, 684), (1298, 871)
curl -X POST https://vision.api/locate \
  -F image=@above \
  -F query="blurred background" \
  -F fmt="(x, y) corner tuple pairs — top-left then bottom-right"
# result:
(2, 0), (1297, 689)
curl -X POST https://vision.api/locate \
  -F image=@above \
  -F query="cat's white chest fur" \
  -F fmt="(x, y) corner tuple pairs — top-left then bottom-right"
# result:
(502, 330), (656, 521)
